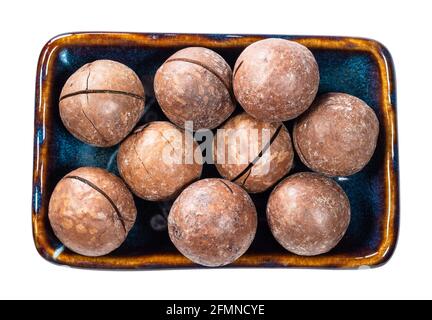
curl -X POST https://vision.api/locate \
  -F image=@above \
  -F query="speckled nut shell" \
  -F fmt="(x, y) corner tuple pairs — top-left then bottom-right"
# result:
(48, 167), (137, 257)
(213, 113), (294, 193)
(293, 92), (379, 176)
(154, 47), (235, 130)
(267, 172), (350, 256)
(117, 121), (203, 201)
(233, 38), (319, 122)
(59, 60), (145, 147)
(168, 178), (257, 267)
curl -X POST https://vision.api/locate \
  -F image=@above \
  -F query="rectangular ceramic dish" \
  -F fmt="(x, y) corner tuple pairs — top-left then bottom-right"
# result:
(33, 33), (399, 269)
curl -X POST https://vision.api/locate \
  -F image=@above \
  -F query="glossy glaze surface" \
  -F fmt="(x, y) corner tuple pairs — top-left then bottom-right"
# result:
(33, 33), (399, 269)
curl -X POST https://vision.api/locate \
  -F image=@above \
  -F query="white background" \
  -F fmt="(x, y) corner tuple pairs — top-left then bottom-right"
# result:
(0, 0), (430, 300)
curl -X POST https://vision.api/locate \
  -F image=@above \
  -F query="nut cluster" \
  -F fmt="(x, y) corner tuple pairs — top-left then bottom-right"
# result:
(49, 38), (379, 264)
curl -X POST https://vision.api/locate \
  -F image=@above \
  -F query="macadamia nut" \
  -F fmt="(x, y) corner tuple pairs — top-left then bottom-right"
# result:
(267, 172), (350, 256)
(48, 167), (137, 257)
(213, 113), (294, 193)
(59, 60), (145, 147)
(168, 178), (257, 267)
(154, 47), (235, 130)
(294, 92), (379, 176)
(233, 38), (319, 122)
(117, 121), (203, 201)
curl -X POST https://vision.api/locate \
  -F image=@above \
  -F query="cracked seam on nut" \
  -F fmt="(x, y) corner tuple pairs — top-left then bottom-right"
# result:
(65, 175), (128, 235)
(156, 128), (183, 161)
(238, 167), (252, 186)
(164, 57), (235, 105)
(219, 180), (234, 194)
(79, 67), (110, 145)
(59, 89), (146, 102)
(231, 124), (283, 183)
(233, 60), (244, 79)
(132, 132), (159, 185)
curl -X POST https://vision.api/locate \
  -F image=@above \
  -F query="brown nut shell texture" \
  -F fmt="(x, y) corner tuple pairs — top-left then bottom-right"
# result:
(214, 113), (294, 193)
(233, 38), (319, 122)
(48, 167), (137, 257)
(154, 47), (235, 130)
(168, 178), (257, 267)
(267, 172), (351, 256)
(60, 60), (145, 147)
(293, 92), (379, 176)
(117, 121), (203, 201)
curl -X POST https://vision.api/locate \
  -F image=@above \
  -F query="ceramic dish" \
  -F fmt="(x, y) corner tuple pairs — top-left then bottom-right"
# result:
(33, 33), (399, 269)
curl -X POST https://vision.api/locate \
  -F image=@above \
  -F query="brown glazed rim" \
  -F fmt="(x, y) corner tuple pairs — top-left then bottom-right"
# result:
(33, 33), (398, 269)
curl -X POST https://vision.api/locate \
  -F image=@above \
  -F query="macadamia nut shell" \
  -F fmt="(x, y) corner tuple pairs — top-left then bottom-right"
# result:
(59, 60), (145, 147)
(117, 121), (203, 201)
(233, 38), (319, 122)
(154, 47), (235, 130)
(293, 92), (379, 176)
(267, 172), (350, 256)
(213, 113), (294, 193)
(168, 178), (257, 267)
(48, 167), (137, 257)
